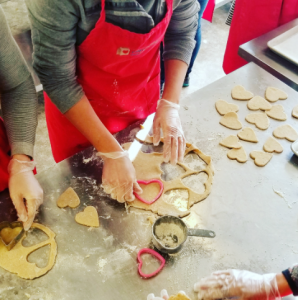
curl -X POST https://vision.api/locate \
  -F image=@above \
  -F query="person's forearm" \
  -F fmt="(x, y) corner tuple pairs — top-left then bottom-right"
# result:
(162, 59), (188, 104)
(276, 273), (292, 297)
(64, 95), (123, 153)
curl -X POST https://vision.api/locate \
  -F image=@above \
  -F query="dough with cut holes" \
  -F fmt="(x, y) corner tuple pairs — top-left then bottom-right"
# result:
(75, 206), (100, 227)
(250, 151), (273, 167)
(231, 85), (254, 100)
(247, 96), (272, 111)
(169, 293), (191, 300)
(263, 137), (283, 153)
(219, 135), (242, 149)
(245, 113), (269, 130)
(227, 147), (247, 163)
(220, 112), (242, 130)
(237, 127), (258, 143)
(265, 87), (287, 102)
(265, 105), (287, 121)
(57, 187), (80, 208)
(292, 105), (298, 119)
(215, 99), (239, 115)
(273, 124), (298, 142)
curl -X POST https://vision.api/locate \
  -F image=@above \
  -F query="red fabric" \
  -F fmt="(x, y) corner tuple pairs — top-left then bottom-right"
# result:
(0, 118), (10, 192)
(223, 0), (298, 74)
(44, 0), (173, 163)
(202, 0), (216, 22)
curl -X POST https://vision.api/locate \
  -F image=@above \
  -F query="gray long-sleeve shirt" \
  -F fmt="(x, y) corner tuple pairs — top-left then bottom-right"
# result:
(0, 7), (37, 158)
(25, 0), (199, 114)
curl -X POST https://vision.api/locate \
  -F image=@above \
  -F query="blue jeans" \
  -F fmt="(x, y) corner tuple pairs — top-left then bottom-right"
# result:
(160, 0), (209, 84)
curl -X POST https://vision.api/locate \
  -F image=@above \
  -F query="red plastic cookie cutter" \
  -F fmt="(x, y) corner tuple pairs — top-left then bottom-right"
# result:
(134, 179), (164, 205)
(137, 248), (166, 279)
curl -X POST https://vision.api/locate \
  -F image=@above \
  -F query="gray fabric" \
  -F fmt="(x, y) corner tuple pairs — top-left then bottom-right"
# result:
(0, 7), (37, 158)
(25, 0), (199, 114)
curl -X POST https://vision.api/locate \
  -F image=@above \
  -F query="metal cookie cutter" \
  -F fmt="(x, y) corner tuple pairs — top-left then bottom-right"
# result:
(0, 221), (25, 251)
(152, 215), (216, 254)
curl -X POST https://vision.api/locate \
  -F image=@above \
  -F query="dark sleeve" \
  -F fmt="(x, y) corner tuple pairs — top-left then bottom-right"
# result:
(282, 264), (298, 296)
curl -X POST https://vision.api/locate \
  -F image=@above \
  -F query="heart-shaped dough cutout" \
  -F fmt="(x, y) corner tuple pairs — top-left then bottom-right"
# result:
(237, 127), (258, 143)
(169, 294), (192, 300)
(263, 136), (283, 153)
(134, 179), (164, 204)
(247, 96), (272, 111)
(265, 87), (288, 102)
(245, 113), (269, 130)
(227, 146), (247, 163)
(292, 105), (298, 119)
(75, 206), (99, 227)
(215, 99), (239, 115)
(0, 227), (22, 245)
(265, 105), (287, 121)
(219, 135), (242, 149)
(57, 187), (80, 208)
(220, 112), (242, 130)
(250, 150), (273, 167)
(273, 124), (298, 142)
(231, 85), (254, 100)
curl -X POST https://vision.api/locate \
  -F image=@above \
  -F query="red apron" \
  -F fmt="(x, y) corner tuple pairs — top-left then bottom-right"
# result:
(223, 0), (298, 74)
(0, 118), (10, 192)
(202, 0), (215, 22)
(44, 0), (173, 163)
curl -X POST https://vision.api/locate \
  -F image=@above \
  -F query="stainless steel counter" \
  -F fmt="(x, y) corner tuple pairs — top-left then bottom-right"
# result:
(0, 63), (298, 300)
(239, 19), (298, 91)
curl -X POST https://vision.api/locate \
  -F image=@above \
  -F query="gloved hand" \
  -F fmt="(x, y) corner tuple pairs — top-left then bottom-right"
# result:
(147, 289), (169, 300)
(97, 150), (142, 203)
(8, 159), (43, 231)
(194, 270), (280, 300)
(153, 99), (186, 165)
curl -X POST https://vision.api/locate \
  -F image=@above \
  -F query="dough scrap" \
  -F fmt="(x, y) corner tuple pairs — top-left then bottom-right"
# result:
(231, 85), (254, 100)
(250, 151), (273, 167)
(237, 127), (258, 143)
(0, 227), (22, 245)
(227, 146), (247, 163)
(75, 206), (100, 227)
(123, 141), (213, 218)
(263, 137), (283, 153)
(245, 113), (269, 130)
(273, 124), (298, 142)
(57, 187), (80, 208)
(220, 112), (242, 130)
(219, 135), (242, 149)
(265, 105), (287, 121)
(215, 99), (239, 115)
(265, 87), (288, 102)
(292, 105), (298, 119)
(169, 293), (192, 300)
(247, 96), (272, 111)
(0, 223), (57, 279)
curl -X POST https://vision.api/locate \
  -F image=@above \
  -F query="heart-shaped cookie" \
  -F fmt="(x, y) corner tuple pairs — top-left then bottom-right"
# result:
(265, 105), (287, 121)
(227, 146), (247, 163)
(0, 227), (22, 245)
(237, 127), (258, 143)
(263, 136), (283, 153)
(219, 135), (242, 149)
(245, 113), (269, 130)
(134, 179), (164, 204)
(231, 85), (254, 100)
(292, 105), (298, 119)
(215, 99), (239, 115)
(57, 187), (80, 208)
(75, 206), (99, 227)
(265, 87), (288, 102)
(247, 96), (272, 111)
(250, 150), (273, 167)
(220, 112), (242, 130)
(273, 124), (298, 142)
(137, 248), (165, 279)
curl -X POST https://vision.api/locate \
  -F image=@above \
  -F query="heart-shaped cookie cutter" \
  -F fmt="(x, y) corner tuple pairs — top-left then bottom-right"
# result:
(0, 221), (25, 251)
(134, 179), (164, 205)
(137, 248), (165, 279)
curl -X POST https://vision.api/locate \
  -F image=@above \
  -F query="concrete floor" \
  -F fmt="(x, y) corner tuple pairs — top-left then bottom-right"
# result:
(1, 1), (231, 173)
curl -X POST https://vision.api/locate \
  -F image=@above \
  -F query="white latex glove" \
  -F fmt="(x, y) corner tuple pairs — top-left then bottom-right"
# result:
(194, 270), (280, 300)
(8, 159), (43, 231)
(97, 150), (142, 203)
(153, 99), (186, 165)
(147, 289), (169, 300)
